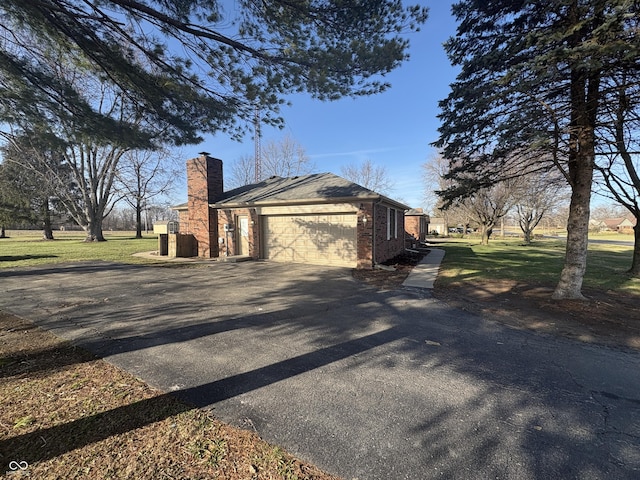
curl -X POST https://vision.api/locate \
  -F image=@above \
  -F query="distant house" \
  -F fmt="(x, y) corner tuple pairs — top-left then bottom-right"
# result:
(598, 217), (636, 233)
(429, 217), (446, 235)
(405, 208), (430, 243)
(171, 153), (409, 269)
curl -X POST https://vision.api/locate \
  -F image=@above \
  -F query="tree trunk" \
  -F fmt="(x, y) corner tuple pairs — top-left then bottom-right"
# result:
(83, 215), (106, 242)
(135, 199), (143, 239)
(42, 225), (54, 240)
(520, 215), (532, 245)
(552, 118), (595, 299)
(0, 226), (5, 238)
(41, 200), (54, 240)
(552, 179), (591, 299)
(629, 221), (640, 277)
(552, 49), (599, 300)
(480, 224), (493, 245)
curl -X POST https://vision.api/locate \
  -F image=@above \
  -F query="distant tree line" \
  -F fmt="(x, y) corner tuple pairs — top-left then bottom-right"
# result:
(0, 195), (178, 236)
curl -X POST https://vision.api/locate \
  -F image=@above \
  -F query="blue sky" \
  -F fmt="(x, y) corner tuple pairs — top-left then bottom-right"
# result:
(180, 1), (459, 209)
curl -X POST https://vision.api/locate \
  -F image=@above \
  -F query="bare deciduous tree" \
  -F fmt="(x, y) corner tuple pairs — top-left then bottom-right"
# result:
(116, 149), (182, 238)
(340, 159), (393, 195)
(422, 152), (449, 212)
(262, 135), (315, 178)
(226, 135), (315, 189)
(593, 72), (640, 275)
(423, 152), (468, 234)
(514, 171), (568, 244)
(460, 179), (520, 245)
(227, 155), (257, 190)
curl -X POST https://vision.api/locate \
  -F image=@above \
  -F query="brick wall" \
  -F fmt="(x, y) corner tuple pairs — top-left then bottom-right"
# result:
(373, 203), (405, 264)
(177, 210), (189, 232)
(405, 215), (426, 242)
(356, 202), (374, 269)
(217, 208), (260, 259)
(186, 153), (223, 258)
(405, 215), (419, 241)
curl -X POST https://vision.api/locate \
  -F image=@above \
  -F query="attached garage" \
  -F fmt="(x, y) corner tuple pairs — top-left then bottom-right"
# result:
(175, 154), (409, 269)
(262, 213), (357, 267)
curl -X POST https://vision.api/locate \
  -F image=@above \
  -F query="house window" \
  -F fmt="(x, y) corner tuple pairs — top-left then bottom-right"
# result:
(387, 207), (397, 240)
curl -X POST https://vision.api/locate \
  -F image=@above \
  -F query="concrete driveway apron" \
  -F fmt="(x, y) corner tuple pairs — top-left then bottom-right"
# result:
(1, 260), (639, 479)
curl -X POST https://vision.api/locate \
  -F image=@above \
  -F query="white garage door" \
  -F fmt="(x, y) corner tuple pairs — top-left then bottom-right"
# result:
(262, 214), (357, 267)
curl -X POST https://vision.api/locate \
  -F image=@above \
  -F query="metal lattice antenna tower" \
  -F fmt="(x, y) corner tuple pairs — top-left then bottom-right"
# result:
(254, 105), (261, 183)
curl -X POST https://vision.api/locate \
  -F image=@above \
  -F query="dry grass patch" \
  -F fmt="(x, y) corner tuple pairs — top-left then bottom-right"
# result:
(434, 279), (640, 352)
(0, 312), (340, 480)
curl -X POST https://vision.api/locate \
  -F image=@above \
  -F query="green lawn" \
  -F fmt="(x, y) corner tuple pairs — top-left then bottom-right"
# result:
(3, 230), (638, 296)
(436, 238), (640, 295)
(0, 230), (158, 269)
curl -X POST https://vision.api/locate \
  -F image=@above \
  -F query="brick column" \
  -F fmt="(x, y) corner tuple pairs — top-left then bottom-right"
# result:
(357, 202), (374, 269)
(186, 153), (223, 258)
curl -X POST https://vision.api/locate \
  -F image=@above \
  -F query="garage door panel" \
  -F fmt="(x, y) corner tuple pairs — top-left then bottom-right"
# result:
(263, 214), (357, 267)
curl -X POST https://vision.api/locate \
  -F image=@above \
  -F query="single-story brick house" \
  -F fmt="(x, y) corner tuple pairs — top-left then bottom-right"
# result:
(595, 217), (636, 233)
(404, 208), (430, 243)
(172, 153), (409, 269)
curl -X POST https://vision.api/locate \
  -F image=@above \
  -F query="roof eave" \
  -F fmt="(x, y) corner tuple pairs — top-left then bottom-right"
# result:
(211, 194), (382, 209)
(377, 195), (410, 211)
(178, 194), (409, 212)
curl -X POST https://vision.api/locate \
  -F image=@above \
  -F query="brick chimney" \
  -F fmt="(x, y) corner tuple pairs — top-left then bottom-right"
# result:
(186, 152), (223, 257)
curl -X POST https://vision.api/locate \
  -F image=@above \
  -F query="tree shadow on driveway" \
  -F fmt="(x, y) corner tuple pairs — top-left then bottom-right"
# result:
(1, 325), (404, 469)
(1, 260), (640, 479)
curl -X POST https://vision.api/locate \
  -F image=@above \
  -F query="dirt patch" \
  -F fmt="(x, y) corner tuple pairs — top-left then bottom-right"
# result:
(353, 253), (640, 352)
(0, 312), (340, 480)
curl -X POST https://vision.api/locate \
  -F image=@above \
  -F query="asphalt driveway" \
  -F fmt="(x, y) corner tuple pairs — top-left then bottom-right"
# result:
(1, 260), (639, 479)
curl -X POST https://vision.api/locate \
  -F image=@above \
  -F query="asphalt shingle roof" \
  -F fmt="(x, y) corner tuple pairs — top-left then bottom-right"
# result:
(172, 172), (409, 210)
(213, 172), (406, 208)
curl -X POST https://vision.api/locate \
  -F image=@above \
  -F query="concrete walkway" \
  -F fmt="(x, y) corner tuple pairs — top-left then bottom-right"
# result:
(402, 247), (445, 289)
